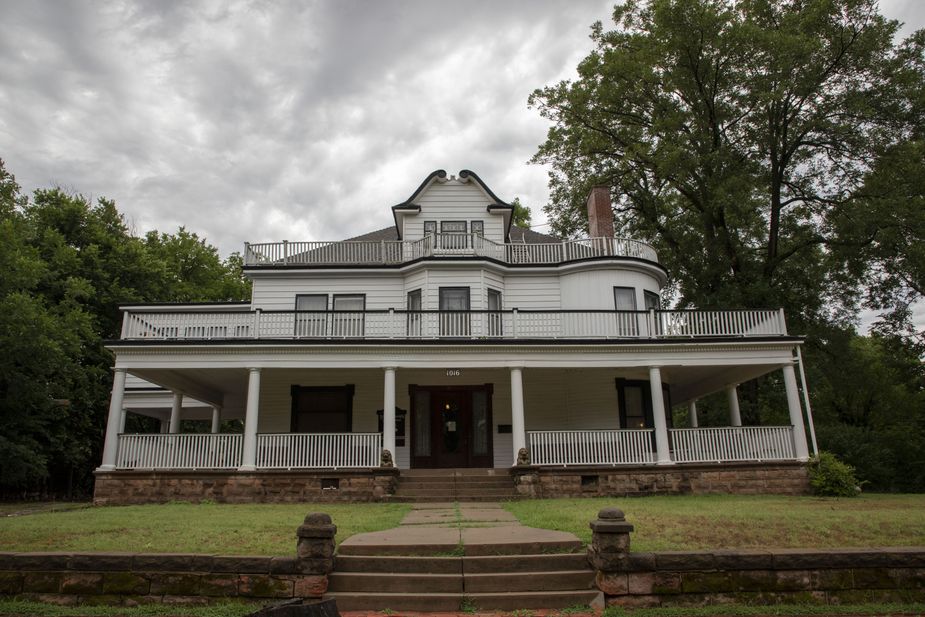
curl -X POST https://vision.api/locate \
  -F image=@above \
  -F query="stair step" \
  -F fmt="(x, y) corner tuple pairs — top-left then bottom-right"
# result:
(328, 572), (462, 593)
(334, 555), (461, 574)
(326, 590), (602, 611)
(463, 553), (590, 573)
(395, 488), (516, 497)
(465, 570), (595, 593)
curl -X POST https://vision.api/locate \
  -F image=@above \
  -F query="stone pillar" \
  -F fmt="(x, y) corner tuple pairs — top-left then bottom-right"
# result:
(783, 364), (810, 461)
(510, 367), (527, 463)
(648, 367), (672, 465)
(382, 367), (396, 459)
(240, 367), (261, 471)
(688, 400), (699, 428)
(589, 507), (635, 595)
(727, 385), (742, 427)
(296, 512), (337, 574)
(98, 368), (127, 471)
(168, 392), (183, 434)
(211, 406), (221, 434)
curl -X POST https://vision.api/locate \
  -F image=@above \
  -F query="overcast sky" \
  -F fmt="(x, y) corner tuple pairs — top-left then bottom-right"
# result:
(1, 0), (922, 265)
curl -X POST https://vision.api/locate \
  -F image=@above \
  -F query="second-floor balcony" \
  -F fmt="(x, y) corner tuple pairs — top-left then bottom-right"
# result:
(243, 234), (659, 267)
(119, 308), (788, 342)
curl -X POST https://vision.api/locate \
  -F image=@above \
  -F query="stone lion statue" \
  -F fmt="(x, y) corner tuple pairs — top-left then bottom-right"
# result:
(516, 447), (531, 466)
(380, 448), (395, 468)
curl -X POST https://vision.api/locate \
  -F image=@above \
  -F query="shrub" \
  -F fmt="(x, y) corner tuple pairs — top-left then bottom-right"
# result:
(808, 451), (861, 497)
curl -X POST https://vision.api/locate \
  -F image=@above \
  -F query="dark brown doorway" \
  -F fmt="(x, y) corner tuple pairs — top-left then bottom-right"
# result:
(409, 385), (493, 468)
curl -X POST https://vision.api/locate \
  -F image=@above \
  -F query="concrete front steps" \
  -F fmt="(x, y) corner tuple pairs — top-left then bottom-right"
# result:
(327, 553), (601, 611)
(392, 468), (520, 502)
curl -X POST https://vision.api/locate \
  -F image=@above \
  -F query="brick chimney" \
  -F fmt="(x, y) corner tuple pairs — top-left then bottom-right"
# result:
(586, 185), (614, 238)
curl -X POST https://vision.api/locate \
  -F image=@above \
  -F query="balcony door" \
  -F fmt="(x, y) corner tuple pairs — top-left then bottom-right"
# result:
(410, 385), (493, 468)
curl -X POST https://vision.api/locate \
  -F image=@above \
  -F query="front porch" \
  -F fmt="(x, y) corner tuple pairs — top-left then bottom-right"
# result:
(96, 350), (815, 502)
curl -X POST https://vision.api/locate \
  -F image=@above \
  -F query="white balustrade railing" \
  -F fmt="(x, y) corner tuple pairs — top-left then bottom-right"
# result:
(256, 433), (382, 469)
(120, 308), (788, 341)
(528, 430), (656, 466)
(115, 434), (243, 470)
(669, 426), (796, 463)
(244, 235), (659, 266)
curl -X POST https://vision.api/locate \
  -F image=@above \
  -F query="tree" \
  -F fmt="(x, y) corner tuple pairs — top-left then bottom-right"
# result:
(510, 197), (533, 228)
(0, 159), (252, 496)
(530, 0), (923, 327)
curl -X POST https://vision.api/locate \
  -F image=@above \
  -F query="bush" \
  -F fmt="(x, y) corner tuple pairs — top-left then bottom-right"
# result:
(809, 451), (861, 497)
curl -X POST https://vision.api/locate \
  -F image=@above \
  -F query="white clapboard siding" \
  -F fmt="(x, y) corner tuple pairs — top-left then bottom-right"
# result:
(250, 275), (405, 311)
(503, 275), (561, 310)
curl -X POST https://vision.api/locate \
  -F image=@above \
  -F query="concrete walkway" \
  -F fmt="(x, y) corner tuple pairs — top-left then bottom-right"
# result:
(337, 502), (583, 556)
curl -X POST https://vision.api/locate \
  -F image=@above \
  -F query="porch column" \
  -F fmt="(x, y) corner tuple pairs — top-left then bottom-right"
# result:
(783, 364), (810, 461)
(240, 367), (261, 471)
(98, 368), (127, 471)
(510, 367), (526, 461)
(383, 367), (396, 457)
(648, 367), (673, 465)
(727, 385), (742, 426)
(688, 400), (699, 428)
(119, 408), (127, 433)
(168, 392), (183, 433)
(211, 406), (221, 434)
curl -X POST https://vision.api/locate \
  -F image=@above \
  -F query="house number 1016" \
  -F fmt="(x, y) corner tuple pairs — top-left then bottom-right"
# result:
(446, 369), (461, 377)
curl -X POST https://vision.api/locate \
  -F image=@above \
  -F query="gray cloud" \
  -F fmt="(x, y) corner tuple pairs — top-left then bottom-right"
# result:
(1, 0), (922, 266)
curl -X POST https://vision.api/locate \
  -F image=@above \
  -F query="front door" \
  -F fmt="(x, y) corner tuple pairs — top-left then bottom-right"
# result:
(410, 385), (493, 468)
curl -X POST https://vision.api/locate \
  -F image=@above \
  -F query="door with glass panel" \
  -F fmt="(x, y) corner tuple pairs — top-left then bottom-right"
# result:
(439, 287), (470, 337)
(410, 385), (493, 468)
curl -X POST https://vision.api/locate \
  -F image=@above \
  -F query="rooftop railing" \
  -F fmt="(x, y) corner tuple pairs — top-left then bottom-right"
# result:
(119, 308), (787, 341)
(243, 234), (659, 266)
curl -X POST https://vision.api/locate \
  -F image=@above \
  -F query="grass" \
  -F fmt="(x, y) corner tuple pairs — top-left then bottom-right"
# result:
(0, 502), (410, 555)
(503, 494), (925, 551)
(0, 602), (923, 617)
(0, 600), (259, 616)
(602, 603), (925, 616)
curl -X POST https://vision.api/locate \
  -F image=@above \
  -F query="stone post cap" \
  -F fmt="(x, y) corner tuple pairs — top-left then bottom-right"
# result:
(590, 507), (634, 534)
(297, 512), (337, 539)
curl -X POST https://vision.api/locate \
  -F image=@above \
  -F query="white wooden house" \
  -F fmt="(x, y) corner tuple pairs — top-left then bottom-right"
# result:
(95, 170), (815, 502)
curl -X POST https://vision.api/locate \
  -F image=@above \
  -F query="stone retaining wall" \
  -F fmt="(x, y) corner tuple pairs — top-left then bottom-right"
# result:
(0, 513), (337, 608)
(93, 469), (400, 505)
(513, 461), (809, 497)
(588, 507), (925, 608)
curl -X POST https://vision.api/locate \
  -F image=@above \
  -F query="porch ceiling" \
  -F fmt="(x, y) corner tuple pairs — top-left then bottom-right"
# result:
(128, 368), (249, 408)
(662, 363), (787, 406)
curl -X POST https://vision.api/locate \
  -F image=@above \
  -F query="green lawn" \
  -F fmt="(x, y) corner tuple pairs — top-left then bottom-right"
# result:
(503, 494), (925, 551)
(0, 502), (409, 555)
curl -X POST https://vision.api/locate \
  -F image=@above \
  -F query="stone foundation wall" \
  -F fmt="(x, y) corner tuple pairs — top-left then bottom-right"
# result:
(598, 548), (925, 608)
(93, 469), (400, 505)
(512, 461), (809, 497)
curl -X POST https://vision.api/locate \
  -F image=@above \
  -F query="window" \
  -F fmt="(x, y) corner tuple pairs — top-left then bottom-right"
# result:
(407, 289), (422, 337)
(332, 294), (365, 337)
(613, 287), (638, 336)
(470, 220), (484, 236)
(439, 287), (470, 336)
(487, 288), (503, 337)
(441, 221), (467, 233)
(295, 294), (327, 337)
(290, 385), (354, 433)
(644, 291), (660, 310)
(424, 221), (437, 236)
(613, 287), (637, 311)
(615, 379), (673, 430)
